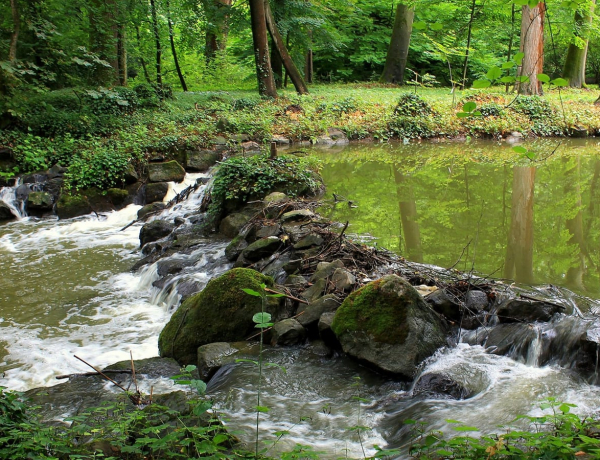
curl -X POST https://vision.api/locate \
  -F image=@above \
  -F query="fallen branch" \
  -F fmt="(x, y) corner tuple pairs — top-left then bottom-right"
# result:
(56, 370), (132, 380)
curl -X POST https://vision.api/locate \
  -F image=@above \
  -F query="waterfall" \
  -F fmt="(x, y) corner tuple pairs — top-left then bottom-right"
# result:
(0, 179), (26, 219)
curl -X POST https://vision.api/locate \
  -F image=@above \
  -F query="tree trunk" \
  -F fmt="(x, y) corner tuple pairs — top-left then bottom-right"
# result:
(9, 0), (20, 63)
(203, 0), (232, 61)
(563, 0), (596, 88)
(518, 2), (545, 95)
(380, 3), (414, 84)
(394, 168), (423, 263)
(249, 0), (277, 97)
(506, 4), (516, 93)
(461, 0), (477, 89)
(117, 24), (127, 86)
(563, 157), (587, 290)
(167, 0), (188, 91)
(135, 24), (152, 83)
(149, 0), (162, 86)
(264, 0), (308, 94)
(271, 37), (283, 88)
(305, 30), (313, 84)
(504, 166), (536, 284)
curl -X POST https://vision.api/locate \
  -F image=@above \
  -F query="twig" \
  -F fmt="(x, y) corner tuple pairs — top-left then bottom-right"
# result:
(265, 287), (308, 304)
(74, 355), (129, 393)
(55, 370), (132, 380)
(130, 351), (139, 393)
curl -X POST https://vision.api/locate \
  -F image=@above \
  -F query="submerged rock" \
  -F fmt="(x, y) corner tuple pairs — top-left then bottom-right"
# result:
(197, 342), (239, 381)
(158, 268), (278, 365)
(271, 318), (307, 346)
(496, 298), (564, 323)
(0, 202), (16, 220)
(139, 220), (175, 247)
(137, 202), (166, 220)
(332, 274), (448, 379)
(413, 373), (471, 400)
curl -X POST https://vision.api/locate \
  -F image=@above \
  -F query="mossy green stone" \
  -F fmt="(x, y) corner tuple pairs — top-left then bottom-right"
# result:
(148, 160), (185, 183)
(56, 193), (91, 219)
(158, 268), (275, 365)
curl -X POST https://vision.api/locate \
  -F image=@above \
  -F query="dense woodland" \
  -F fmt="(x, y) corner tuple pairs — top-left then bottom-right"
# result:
(1, 0), (600, 100)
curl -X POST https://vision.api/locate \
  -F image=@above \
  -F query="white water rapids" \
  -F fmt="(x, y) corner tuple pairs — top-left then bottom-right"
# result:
(2, 173), (600, 458)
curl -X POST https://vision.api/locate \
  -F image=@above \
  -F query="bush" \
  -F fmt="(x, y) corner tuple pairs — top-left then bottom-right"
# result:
(479, 103), (504, 118)
(394, 93), (433, 117)
(511, 95), (554, 121)
(82, 87), (139, 116)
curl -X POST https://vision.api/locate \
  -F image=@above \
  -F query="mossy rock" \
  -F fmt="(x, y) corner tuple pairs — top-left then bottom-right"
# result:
(158, 268), (277, 365)
(107, 188), (129, 205)
(26, 191), (54, 211)
(332, 274), (448, 379)
(56, 192), (91, 219)
(148, 161), (185, 183)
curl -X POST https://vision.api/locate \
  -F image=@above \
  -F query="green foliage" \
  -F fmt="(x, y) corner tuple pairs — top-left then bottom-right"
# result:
(479, 103), (504, 117)
(209, 154), (321, 216)
(64, 141), (131, 190)
(394, 93), (433, 117)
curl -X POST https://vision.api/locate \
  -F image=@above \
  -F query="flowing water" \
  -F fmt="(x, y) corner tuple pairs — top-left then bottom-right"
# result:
(2, 139), (600, 458)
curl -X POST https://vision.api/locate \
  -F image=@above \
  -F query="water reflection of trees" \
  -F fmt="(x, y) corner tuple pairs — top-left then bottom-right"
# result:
(316, 140), (600, 296)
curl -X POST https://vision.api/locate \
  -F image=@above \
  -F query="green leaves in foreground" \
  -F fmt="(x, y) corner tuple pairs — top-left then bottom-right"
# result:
(456, 101), (482, 118)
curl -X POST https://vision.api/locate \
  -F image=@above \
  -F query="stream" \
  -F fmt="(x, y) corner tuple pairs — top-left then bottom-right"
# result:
(2, 139), (600, 458)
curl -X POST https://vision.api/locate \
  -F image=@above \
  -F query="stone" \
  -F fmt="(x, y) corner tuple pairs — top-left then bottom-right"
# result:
(255, 223), (281, 239)
(413, 373), (471, 400)
(123, 164), (139, 184)
(107, 188), (129, 206)
(331, 268), (356, 291)
(426, 289), (461, 321)
(157, 259), (185, 277)
(296, 294), (340, 329)
(327, 128), (349, 144)
(466, 290), (489, 312)
(241, 236), (282, 262)
(318, 312), (338, 348)
(483, 323), (538, 360)
(56, 193), (91, 219)
(187, 150), (220, 172)
(311, 259), (345, 282)
(0, 202), (15, 220)
(271, 319), (307, 346)
(284, 275), (306, 287)
(139, 220), (175, 247)
(264, 192), (287, 204)
(225, 235), (248, 261)
(219, 213), (251, 238)
(242, 141), (261, 152)
(138, 202), (166, 220)
(197, 342), (239, 381)
(272, 135), (291, 145)
(231, 134), (250, 143)
(301, 278), (326, 302)
(332, 274), (448, 379)
(146, 182), (169, 203)
(281, 209), (314, 223)
(496, 299), (564, 323)
(15, 184), (30, 201)
(158, 268), (277, 364)
(308, 339), (333, 357)
(26, 191), (53, 211)
(148, 161), (185, 183)
(293, 234), (324, 249)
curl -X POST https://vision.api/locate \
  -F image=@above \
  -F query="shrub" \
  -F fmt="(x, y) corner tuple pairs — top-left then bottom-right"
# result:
(479, 103), (504, 118)
(82, 87), (139, 116)
(394, 93), (433, 117)
(511, 95), (554, 121)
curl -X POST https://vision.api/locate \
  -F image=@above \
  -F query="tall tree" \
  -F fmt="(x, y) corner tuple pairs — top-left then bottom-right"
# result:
(380, 3), (414, 84)
(166, 0), (188, 91)
(518, 1), (545, 95)
(149, 0), (163, 85)
(9, 0), (20, 63)
(461, 0), (477, 89)
(249, 0), (277, 97)
(264, 0), (308, 94)
(202, 0), (232, 61)
(563, 0), (596, 88)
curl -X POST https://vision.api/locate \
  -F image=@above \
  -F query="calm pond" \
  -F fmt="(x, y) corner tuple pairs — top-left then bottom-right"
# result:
(1, 139), (600, 457)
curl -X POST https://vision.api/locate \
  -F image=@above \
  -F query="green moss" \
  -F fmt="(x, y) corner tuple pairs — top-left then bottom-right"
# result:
(55, 192), (91, 219)
(332, 276), (423, 344)
(107, 188), (129, 205)
(158, 268), (275, 365)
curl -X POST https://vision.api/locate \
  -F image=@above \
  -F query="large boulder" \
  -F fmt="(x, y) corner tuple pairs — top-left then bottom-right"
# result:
(146, 182), (169, 203)
(56, 193), (91, 219)
(158, 268), (277, 365)
(331, 274), (448, 379)
(187, 150), (219, 172)
(26, 191), (54, 212)
(148, 161), (185, 183)
(0, 202), (16, 220)
(139, 219), (175, 246)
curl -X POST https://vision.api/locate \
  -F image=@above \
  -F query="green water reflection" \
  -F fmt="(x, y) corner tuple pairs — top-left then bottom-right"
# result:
(314, 139), (600, 297)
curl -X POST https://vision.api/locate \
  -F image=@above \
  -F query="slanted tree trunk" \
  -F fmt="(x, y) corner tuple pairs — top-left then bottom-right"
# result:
(135, 24), (152, 83)
(518, 2), (545, 95)
(203, 0), (232, 61)
(504, 166), (536, 284)
(264, 0), (308, 94)
(9, 0), (20, 63)
(271, 38), (283, 88)
(380, 3), (414, 84)
(166, 0), (187, 91)
(461, 0), (477, 89)
(249, 0), (277, 97)
(563, 0), (596, 88)
(149, 0), (163, 86)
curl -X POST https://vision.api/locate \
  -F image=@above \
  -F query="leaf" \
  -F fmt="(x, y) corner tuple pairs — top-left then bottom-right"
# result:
(512, 146), (528, 154)
(183, 364), (197, 372)
(264, 362), (287, 373)
(213, 434), (229, 445)
(514, 52), (525, 65)
(516, 75), (530, 83)
(528, 0), (540, 7)
(473, 79), (491, 88)
(486, 66), (502, 80)
(502, 61), (516, 69)
(454, 426), (479, 431)
(255, 322), (274, 329)
(236, 358), (259, 366)
(456, 112), (469, 118)
(190, 380), (207, 394)
(537, 73), (550, 83)
(252, 312), (272, 324)
(551, 77), (568, 87)
(462, 101), (477, 112)
(430, 23), (443, 31)
(256, 406), (270, 413)
(446, 419), (462, 424)
(501, 76), (516, 83)
(413, 21), (427, 30)
(242, 288), (261, 297)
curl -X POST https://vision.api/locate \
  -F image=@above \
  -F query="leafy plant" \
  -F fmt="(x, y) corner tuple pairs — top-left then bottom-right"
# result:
(394, 93), (433, 117)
